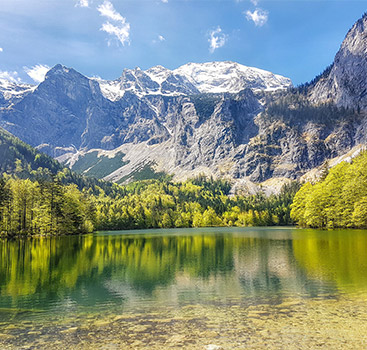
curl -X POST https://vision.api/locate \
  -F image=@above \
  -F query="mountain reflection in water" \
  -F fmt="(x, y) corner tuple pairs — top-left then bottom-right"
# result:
(1, 227), (367, 315)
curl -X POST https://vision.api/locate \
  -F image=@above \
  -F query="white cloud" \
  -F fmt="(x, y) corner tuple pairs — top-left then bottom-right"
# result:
(98, 1), (124, 22)
(24, 64), (50, 83)
(246, 8), (268, 26)
(158, 35), (165, 41)
(97, 1), (130, 46)
(75, 0), (89, 7)
(161, 0), (168, 3)
(100, 22), (130, 46)
(0, 71), (21, 83)
(0, 48), (3, 52)
(208, 27), (227, 53)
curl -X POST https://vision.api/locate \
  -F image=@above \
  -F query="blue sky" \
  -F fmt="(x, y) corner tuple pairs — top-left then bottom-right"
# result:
(0, 0), (366, 86)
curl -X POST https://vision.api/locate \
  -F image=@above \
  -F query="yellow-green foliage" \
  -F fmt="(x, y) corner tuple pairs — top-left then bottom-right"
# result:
(0, 174), (299, 236)
(0, 177), (95, 236)
(92, 178), (299, 231)
(291, 151), (367, 228)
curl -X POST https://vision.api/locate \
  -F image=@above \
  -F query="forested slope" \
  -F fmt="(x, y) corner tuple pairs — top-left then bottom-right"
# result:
(291, 151), (367, 228)
(0, 127), (300, 237)
(0, 127), (62, 174)
(0, 126), (125, 196)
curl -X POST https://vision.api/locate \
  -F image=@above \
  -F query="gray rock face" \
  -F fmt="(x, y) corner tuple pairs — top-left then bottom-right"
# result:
(1, 12), (367, 186)
(310, 14), (367, 110)
(0, 61), (279, 182)
(236, 109), (361, 182)
(1, 65), (112, 150)
(0, 79), (35, 107)
(167, 90), (261, 172)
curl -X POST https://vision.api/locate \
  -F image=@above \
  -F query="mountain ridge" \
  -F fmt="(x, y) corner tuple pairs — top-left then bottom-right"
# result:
(94, 61), (292, 101)
(309, 13), (367, 109)
(1, 14), (367, 190)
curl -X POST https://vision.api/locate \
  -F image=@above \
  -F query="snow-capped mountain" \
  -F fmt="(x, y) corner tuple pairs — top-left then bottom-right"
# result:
(1, 61), (291, 104)
(95, 61), (292, 101)
(0, 79), (35, 106)
(173, 61), (292, 94)
(96, 66), (199, 101)
(2, 10), (367, 193)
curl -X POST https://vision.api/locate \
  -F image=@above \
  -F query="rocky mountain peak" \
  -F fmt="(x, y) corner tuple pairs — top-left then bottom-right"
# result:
(145, 65), (172, 84)
(340, 13), (367, 56)
(310, 14), (367, 109)
(45, 64), (69, 78)
(95, 61), (291, 101)
(3, 12), (367, 188)
(173, 61), (292, 93)
(45, 64), (87, 83)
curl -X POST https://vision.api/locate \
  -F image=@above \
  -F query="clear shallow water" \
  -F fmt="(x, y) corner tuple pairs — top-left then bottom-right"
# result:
(1, 227), (367, 349)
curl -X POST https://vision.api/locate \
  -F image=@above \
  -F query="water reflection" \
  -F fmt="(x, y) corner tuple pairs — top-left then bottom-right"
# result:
(292, 229), (367, 294)
(1, 228), (367, 315)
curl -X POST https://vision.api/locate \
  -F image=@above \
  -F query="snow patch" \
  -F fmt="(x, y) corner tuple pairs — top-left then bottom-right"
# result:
(94, 61), (292, 101)
(0, 79), (36, 101)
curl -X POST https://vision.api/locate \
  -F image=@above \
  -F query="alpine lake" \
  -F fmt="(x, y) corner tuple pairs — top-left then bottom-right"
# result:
(1, 227), (367, 349)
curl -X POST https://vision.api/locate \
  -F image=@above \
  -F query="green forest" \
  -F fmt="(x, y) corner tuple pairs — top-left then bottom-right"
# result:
(291, 150), (367, 228)
(0, 173), (299, 237)
(3, 124), (367, 236)
(0, 126), (300, 237)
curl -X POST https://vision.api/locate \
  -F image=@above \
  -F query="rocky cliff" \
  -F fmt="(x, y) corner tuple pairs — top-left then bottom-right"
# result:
(1, 14), (367, 187)
(310, 14), (367, 110)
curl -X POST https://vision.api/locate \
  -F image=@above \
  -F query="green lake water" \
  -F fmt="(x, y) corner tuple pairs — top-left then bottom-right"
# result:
(1, 227), (367, 349)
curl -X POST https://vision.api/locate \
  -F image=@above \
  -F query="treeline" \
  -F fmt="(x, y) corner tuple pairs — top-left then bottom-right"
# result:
(295, 63), (334, 95)
(0, 176), (95, 236)
(0, 127), (62, 174)
(0, 173), (300, 236)
(291, 150), (367, 228)
(93, 177), (299, 230)
(0, 126), (126, 197)
(262, 92), (359, 127)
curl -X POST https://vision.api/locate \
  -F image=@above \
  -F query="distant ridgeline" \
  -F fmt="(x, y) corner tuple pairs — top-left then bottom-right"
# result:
(0, 127), (301, 237)
(291, 150), (367, 229)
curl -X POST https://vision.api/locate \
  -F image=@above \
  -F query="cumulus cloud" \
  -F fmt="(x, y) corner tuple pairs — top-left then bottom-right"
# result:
(75, 0), (89, 7)
(208, 27), (227, 53)
(0, 48), (3, 52)
(97, 1), (130, 46)
(246, 8), (268, 26)
(0, 71), (21, 83)
(24, 64), (50, 83)
(161, 0), (168, 3)
(158, 35), (165, 41)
